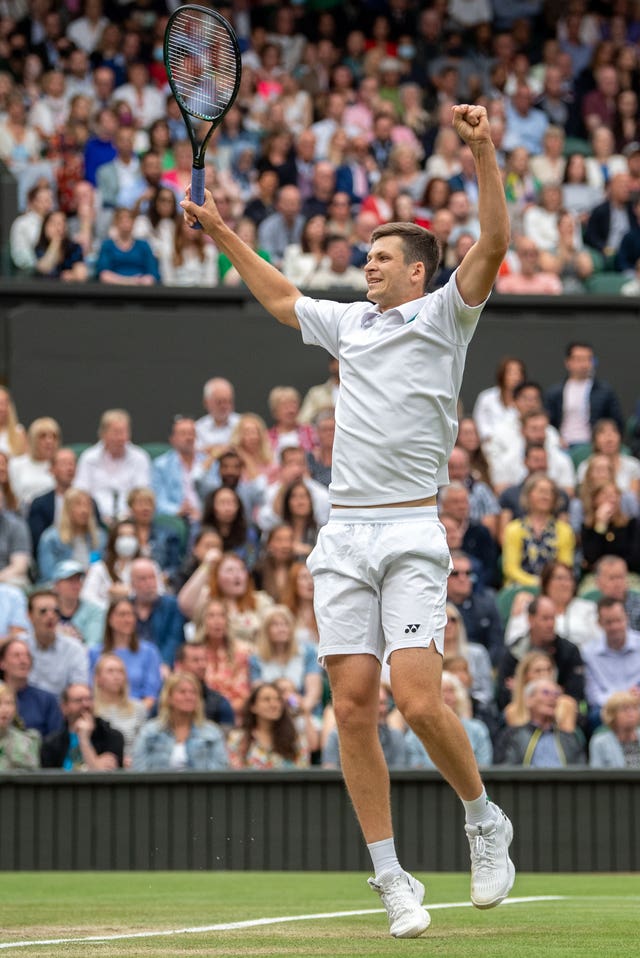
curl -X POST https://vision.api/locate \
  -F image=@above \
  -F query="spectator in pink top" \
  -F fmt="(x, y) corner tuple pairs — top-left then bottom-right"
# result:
(496, 237), (563, 295)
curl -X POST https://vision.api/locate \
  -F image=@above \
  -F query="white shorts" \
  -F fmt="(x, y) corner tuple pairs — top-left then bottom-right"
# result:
(306, 506), (452, 666)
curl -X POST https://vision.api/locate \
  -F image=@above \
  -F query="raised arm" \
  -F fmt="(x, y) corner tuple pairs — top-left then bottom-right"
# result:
(181, 190), (302, 329)
(452, 104), (510, 306)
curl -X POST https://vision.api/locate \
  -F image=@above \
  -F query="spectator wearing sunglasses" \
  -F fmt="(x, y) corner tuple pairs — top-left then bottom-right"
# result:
(24, 590), (89, 698)
(446, 550), (505, 667)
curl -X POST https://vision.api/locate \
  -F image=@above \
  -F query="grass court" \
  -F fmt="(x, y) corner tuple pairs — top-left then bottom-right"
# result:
(0, 872), (636, 957)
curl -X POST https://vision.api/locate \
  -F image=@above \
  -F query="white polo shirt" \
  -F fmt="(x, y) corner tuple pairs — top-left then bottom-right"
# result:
(295, 272), (487, 506)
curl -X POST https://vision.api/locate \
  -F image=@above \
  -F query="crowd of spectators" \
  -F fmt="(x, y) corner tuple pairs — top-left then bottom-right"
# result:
(3, 2), (640, 293)
(1, 336), (640, 773)
(1, 2), (640, 775)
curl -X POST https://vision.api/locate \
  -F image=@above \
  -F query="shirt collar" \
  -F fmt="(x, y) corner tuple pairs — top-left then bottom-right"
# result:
(360, 294), (428, 329)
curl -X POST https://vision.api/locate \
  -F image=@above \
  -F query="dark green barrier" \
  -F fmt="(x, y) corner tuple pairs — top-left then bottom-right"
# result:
(0, 769), (637, 872)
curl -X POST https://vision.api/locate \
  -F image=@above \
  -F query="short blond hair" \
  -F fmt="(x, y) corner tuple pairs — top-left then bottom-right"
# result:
(601, 690), (639, 728)
(268, 386), (300, 418)
(27, 416), (61, 447)
(99, 409), (130, 436)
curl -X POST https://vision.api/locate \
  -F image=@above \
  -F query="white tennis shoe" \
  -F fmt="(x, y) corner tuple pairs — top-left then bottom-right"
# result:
(367, 870), (431, 938)
(465, 803), (516, 909)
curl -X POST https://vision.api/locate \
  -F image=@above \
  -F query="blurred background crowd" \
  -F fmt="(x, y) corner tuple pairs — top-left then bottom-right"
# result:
(3, 0), (640, 292)
(1, 1), (640, 776)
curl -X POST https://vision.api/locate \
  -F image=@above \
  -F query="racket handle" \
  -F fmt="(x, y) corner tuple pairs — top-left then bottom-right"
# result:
(190, 166), (205, 230)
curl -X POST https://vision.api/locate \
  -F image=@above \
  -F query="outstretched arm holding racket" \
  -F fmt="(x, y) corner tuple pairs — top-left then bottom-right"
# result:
(166, 4), (301, 328)
(182, 187), (302, 329)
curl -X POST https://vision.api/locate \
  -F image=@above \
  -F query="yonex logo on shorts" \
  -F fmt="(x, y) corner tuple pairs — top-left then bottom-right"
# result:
(404, 623), (421, 634)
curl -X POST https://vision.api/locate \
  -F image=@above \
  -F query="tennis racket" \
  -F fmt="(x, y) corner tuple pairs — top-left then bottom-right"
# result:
(164, 4), (242, 222)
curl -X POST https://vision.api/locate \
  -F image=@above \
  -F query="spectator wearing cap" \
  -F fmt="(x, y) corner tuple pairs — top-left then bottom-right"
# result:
(0, 637), (63, 738)
(51, 560), (106, 649)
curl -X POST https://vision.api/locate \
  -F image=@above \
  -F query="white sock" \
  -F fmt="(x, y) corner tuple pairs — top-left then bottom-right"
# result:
(462, 788), (494, 826)
(367, 837), (403, 879)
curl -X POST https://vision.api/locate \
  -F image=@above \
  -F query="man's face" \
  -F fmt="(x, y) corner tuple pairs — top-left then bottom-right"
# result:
(515, 387), (542, 417)
(103, 418), (129, 456)
(205, 384), (233, 421)
(62, 685), (94, 725)
(52, 449), (76, 485)
(171, 419), (196, 455)
(565, 346), (594, 381)
(442, 488), (469, 521)
(364, 235), (421, 311)
(525, 449), (548, 474)
(317, 417), (335, 449)
(94, 70), (115, 101)
(527, 681), (561, 724)
(0, 641), (31, 682)
(29, 596), (60, 642)
(523, 415), (548, 446)
(529, 599), (557, 646)
(447, 449), (469, 482)
(278, 187), (301, 221)
(314, 164), (336, 199)
(597, 562), (628, 601)
(130, 563), (158, 602)
(179, 646), (207, 682)
(142, 153), (162, 185)
(598, 603), (628, 647)
(448, 192), (470, 222)
(115, 127), (135, 156)
(327, 240), (351, 273)
(281, 449), (306, 479)
(219, 455), (242, 487)
(447, 557), (473, 601)
(54, 573), (84, 601)
(297, 131), (315, 161)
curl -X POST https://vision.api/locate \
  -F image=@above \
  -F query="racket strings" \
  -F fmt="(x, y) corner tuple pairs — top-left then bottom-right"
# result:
(166, 11), (238, 121)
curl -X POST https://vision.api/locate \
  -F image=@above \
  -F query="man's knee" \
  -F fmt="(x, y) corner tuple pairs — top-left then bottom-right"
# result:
(333, 693), (374, 732)
(396, 690), (446, 734)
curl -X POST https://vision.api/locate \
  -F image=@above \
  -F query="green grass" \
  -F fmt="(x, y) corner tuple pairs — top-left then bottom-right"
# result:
(0, 872), (636, 957)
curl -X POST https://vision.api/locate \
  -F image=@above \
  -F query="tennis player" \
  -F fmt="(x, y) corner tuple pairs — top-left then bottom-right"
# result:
(182, 103), (515, 939)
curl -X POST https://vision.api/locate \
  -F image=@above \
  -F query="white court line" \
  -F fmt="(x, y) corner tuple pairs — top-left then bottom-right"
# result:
(0, 896), (565, 950)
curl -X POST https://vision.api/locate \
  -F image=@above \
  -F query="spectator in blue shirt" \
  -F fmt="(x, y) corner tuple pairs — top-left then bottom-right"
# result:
(96, 207), (160, 285)
(89, 597), (163, 711)
(129, 557), (186, 668)
(0, 636), (63, 737)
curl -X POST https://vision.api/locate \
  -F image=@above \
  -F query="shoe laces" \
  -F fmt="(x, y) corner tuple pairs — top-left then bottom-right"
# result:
(378, 875), (415, 919)
(469, 826), (497, 874)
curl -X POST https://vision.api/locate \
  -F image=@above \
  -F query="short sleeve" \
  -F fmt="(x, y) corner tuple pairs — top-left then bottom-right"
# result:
(421, 270), (488, 346)
(295, 296), (347, 358)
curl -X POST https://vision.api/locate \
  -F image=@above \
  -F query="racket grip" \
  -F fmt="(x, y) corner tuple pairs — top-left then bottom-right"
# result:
(190, 167), (205, 230)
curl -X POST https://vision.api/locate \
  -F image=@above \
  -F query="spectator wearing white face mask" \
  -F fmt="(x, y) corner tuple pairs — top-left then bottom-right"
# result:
(80, 519), (163, 610)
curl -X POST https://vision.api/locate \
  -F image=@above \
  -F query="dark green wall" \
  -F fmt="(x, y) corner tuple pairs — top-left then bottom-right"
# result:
(0, 770), (638, 871)
(0, 282), (639, 442)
